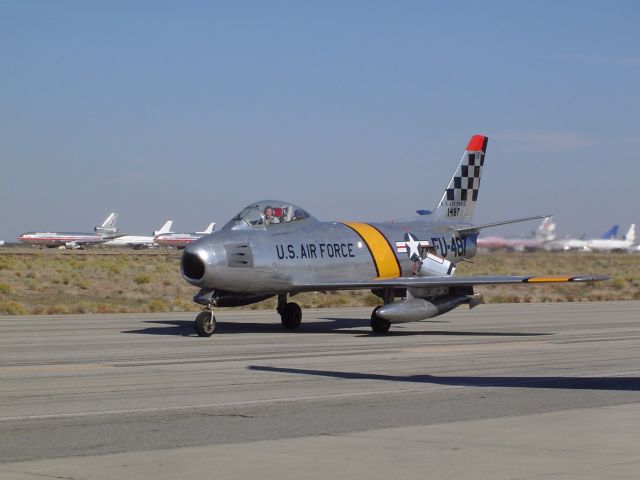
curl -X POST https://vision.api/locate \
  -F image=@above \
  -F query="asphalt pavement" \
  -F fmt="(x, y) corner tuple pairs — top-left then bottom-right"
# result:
(1, 302), (639, 479)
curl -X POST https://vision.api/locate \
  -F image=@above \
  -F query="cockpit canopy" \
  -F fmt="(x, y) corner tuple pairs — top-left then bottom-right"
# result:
(223, 200), (316, 230)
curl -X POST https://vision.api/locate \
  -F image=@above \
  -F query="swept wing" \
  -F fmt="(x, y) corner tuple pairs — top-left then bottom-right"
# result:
(292, 274), (608, 293)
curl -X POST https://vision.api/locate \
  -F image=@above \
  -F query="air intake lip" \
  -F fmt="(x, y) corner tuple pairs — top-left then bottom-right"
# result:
(181, 251), (205, 280)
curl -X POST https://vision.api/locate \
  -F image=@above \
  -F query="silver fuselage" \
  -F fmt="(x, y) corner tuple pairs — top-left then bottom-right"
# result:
(182, 217), (477, 295)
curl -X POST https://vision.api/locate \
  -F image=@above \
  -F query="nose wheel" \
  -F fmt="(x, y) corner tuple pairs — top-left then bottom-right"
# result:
(195, 310), (216, 337)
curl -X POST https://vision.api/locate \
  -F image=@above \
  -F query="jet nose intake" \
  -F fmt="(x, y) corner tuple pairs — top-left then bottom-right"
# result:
(181, 237), (229, 287)
(181, 250), (205, 281)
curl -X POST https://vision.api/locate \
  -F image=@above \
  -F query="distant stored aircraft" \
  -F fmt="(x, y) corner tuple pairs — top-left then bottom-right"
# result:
(102, 220), (174, 249)
(180, 135), (607, 337)
(154, 223), (216, 249)
(17, 213), (119, 249)
(477, 217), (556, 252)
(545, 224), (632, 252)
(584, 224), (636, 252)
(600, 225), (620, 240)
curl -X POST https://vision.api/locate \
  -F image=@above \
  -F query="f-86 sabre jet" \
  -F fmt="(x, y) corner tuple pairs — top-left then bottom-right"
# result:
(181, 135), (607, 336)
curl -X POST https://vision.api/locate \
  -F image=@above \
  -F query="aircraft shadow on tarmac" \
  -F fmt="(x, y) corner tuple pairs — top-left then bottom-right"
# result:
(121, 317), (550, 337)
(248, 365), (640, 392)
(122, 319), (289, 336)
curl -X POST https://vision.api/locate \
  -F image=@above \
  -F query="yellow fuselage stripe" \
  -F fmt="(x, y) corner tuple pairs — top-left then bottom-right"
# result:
(342, 222), (401, 279)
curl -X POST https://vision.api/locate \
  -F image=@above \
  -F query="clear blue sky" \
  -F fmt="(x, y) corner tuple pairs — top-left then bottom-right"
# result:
(1, 1), (639, 240)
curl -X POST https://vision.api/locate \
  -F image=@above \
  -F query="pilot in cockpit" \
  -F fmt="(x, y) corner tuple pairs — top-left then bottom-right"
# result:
(263, 206), (280, 225)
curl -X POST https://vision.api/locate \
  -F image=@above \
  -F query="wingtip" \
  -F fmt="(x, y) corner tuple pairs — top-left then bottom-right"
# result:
(524, 275), (610, 283)
(570, 275), (610, 282)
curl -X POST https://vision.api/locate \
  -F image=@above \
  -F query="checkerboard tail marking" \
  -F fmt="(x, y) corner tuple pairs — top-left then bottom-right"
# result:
(432, 135), (488, 222)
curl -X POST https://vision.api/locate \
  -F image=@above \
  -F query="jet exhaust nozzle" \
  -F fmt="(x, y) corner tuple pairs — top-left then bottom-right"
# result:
(376, 295), (470, 322)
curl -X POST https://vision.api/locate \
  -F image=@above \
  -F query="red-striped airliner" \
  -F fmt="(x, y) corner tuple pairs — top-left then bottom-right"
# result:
(18, 213), (118, 249)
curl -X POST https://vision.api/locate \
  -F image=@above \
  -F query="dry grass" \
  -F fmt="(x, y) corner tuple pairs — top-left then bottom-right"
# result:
(0, 249), (197, 315)
(0, 248), (637, 315)
(456, 251), (640, 303)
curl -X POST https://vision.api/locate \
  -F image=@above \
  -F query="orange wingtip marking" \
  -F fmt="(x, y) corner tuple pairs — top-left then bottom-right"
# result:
(466, 135), (488, 152)
(526, 276), (573, 283)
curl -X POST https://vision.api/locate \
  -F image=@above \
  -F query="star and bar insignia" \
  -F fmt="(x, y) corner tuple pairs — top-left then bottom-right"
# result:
(395, 233), (430, 261)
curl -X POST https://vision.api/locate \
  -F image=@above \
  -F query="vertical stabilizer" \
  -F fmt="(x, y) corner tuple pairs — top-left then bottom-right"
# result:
(198, 223), (216, 234)
(101, 213), (118, 229)
(535, 217), (556, 241)
(95, 212), (118, 235)
(432, 135), (488, 222)
(154, 220), (173, 236)
(624, 224), (636, 243)
(601, 225), (619, 240)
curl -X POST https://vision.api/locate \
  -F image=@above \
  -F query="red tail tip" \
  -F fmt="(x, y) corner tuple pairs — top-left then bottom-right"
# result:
(467, 135), (488, 152)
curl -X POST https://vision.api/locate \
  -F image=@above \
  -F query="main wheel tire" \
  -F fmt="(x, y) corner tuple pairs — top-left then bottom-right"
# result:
(280, 302), (302, 330)
(195, 311), (216, 337)
(370, 307), (391, 334)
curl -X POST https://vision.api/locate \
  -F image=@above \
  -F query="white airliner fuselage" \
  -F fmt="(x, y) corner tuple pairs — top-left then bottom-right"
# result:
(102, 220), (173, 249)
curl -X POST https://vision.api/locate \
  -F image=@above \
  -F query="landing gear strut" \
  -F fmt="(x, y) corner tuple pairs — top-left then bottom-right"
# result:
(277, 294), (302, 330)
(194, 308), (216, 337)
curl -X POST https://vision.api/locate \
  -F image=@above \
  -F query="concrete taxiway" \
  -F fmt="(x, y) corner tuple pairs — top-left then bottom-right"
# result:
(1, 302), (640, 479)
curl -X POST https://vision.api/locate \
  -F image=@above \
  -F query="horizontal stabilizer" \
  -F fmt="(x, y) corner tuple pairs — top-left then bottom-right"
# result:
(454, 215), (551, 235)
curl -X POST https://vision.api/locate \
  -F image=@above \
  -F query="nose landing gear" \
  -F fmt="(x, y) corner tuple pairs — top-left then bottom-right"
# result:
(194, 309), (216, 337)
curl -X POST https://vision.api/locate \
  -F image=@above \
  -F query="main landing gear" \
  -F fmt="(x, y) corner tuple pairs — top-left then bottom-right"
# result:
(278, 294), (302, 330)
(370, 306), (390, 334)
(370, 288), (393, 334)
